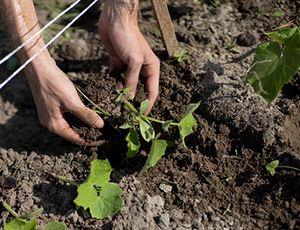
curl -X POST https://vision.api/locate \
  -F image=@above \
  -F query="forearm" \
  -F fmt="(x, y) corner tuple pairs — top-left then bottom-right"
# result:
(0, 0), (50, 65)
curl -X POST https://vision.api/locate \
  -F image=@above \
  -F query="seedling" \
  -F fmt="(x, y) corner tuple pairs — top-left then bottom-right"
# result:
(57, 159), (123, 219)
(266, 160), (300, 176)
(246, 27), (300, 103)
(174, 49), (189, 63)
(117, 88), (200, 173)
(1, 200), (65, 230)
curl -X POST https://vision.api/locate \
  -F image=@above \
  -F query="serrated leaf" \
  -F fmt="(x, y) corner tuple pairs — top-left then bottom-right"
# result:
(44, 222), (66, 230)
(266, 160), (279, 176)
(139, 99), (150, 115)
(125, 129), (140, 158)
(139, 117), (155, 142)
(265, 27), (298, 44)
(161, 120), (173, 132)
(119, 120), (134, 129)
(247, 30), (300, 103)
(123, 87), (131, 95)
(4, 218), (37, 230)
(141, 139), (168, 173)
(74, 159), (123, 219)
(178, 101), (201, 148)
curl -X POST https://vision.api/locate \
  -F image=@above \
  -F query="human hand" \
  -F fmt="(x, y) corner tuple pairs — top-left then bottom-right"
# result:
(25, 56), (104, 146)
(98, 0), (160, 115)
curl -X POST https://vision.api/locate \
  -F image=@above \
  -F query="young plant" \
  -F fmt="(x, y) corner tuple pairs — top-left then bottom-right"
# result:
(246, 27), (300, 103)
(1, 200), (65, 230)
(174, 49), (189, 63)
(266, 160), (300, 176)
(57, 159), (123, 219)
(117, 88), (200, 173)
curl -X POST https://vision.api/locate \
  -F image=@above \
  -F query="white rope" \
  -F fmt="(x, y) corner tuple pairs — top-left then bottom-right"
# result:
(0, 0), (99, 90)
(0, 0), (82, 66)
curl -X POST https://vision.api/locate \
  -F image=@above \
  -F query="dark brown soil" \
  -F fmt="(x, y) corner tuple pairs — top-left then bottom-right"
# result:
(1, 0), (300, 229)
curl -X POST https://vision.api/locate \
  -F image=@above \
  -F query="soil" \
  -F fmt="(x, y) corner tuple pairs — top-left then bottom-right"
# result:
(1, 0), (300, 229)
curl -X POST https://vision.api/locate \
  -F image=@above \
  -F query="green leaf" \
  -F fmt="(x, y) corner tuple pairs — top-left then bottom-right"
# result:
(174, 51), (180, 57)
(119, 120), (134, 129)
(125, 129), (140, 158)
(266, 160), (279, 176)
(123, 87), (131, 95)
(115, 95), (121, 102)
(74, 159), (123, 219)
(44, 222), (66, 230)
(265, 27), (298, 44)
(272, 11), (285, 17)
(139, 117), (155, 142)
(161, 120), (173, 132)
(139, 99), (150, 115)
(178, 101), (201, 148)
(4, 218), (37, 230)
(247, 29), (300, 103)
(141, 139), (168, 173)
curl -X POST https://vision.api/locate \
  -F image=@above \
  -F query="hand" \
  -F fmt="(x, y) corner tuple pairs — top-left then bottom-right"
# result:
(98, 0), (160, 115)
(25, 56), (104, 146)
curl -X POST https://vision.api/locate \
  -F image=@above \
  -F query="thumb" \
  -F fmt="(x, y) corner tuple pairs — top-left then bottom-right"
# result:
(72, 106), (104, 129)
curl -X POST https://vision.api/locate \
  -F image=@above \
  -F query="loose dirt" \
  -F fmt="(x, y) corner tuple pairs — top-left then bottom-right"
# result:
(1, 0), (300, 229)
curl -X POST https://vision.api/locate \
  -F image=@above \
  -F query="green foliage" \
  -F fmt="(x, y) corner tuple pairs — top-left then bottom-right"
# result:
(266, 160), (300, 176)
(2, 201), (65, 230)
(247, 27), (300, 103)
(73, 159), (123, 219)
(118, 88), (200, 173)
(178, 101), (201, 148)
(174, 49), (189, 63)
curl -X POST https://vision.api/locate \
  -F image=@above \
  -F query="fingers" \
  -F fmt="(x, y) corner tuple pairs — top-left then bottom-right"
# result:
(47, 118), (103, 147)
(71, 106), (104, 129)
(125, 55), (143, 100)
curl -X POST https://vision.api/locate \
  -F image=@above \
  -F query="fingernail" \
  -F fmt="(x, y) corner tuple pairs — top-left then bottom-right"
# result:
(95, 119), (104, 128)
(128, 92), (135, 100)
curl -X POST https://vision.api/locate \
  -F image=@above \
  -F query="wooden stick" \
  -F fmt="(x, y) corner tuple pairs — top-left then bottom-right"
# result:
(150, 0), (179, 57)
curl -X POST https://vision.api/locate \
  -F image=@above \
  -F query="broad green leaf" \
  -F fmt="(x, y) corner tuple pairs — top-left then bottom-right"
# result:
(74, 159), (123, 219)
(139, 117), (155, 142)
(123, 87), (131, 95)
(247, 30), (300, 103)
(44, 222), (66, 230)
(178, 101), (201, 148)
(265, 27), (298, 44)
(119, 120), (134, 129)
(266, 160), (279, 176)
(115, 95), (121, 102)
(139, 99), (150, 115)
(174, 51), (180, 57)
(4, 218), (37, 230)
(141, 139), (168, 173)
(125, 129), (140, 158)
(161, 120), (173, 132)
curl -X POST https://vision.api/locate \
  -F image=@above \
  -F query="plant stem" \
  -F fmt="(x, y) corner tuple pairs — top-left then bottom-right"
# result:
(123, 100), (139, 115)
(18, 208), (44, 219)
(2, 200), (19, 218)
(57, 176), (80, 187)
(277, 166), (300, 172)
(202, 173), (229, 202)
(140, 115), (179, 126)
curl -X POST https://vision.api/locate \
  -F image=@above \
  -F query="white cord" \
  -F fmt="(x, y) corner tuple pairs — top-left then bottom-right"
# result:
(0, 0), (82, 66)
(0, 0), (99, 90)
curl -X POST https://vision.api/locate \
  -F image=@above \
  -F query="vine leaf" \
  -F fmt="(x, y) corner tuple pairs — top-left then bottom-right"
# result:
(4, 218), (37, 230)
(139, 117), (155, 142)
(178, 101), (201, 148)
(247, 28), (300, 103)
(44, 222), (66, 230)
(265, 27), (298, 44)
(266, 160), (279, 176)
(161, 120), (173, 132)
(141, 139), (168, 173)
(125, 129), (141, 158)
(139, 99), (150, 115)
(74, 160), (123, 219)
